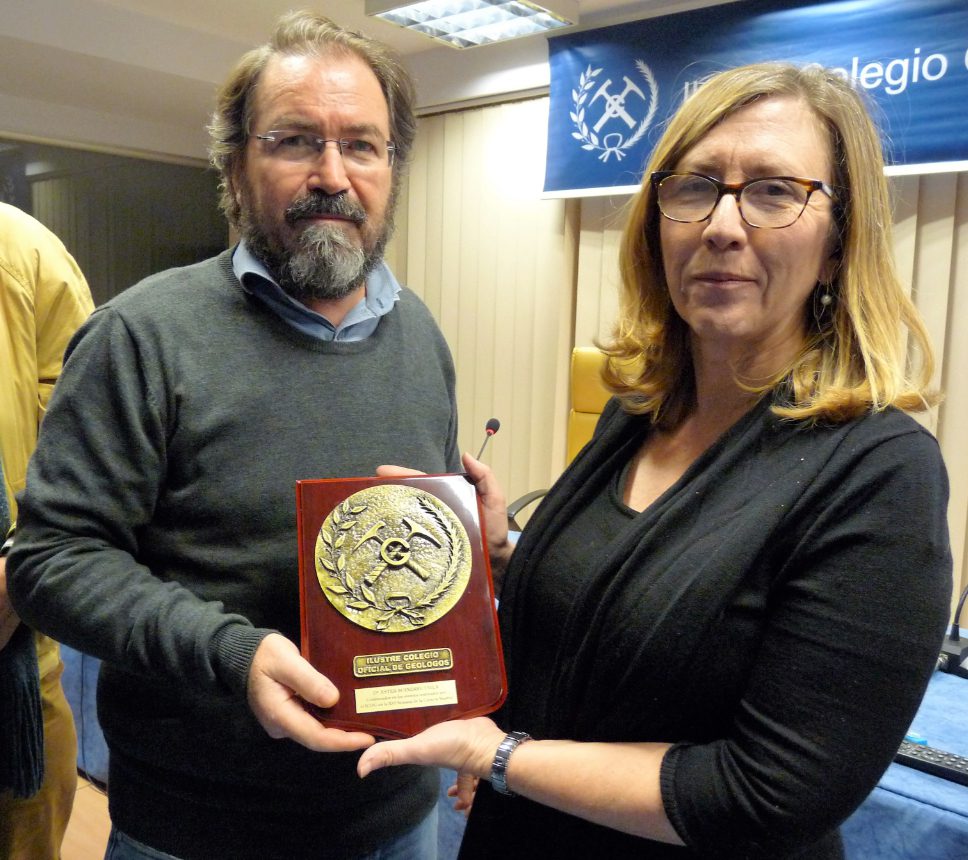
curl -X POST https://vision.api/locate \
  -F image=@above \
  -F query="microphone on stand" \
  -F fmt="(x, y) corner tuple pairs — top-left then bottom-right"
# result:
(476, 418), (501, 460)
(939, 583), (968, 675)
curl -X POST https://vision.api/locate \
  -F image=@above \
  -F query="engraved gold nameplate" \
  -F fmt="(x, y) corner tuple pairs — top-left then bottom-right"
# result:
(353, 649), (454, 678)
(297, 474), (507, 738)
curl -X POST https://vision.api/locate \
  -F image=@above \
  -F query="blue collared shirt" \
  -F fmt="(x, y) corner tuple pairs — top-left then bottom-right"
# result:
(233, 240), (399, 342)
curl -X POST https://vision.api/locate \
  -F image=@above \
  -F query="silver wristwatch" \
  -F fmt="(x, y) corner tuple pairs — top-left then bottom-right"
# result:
(490, 730), (532, 797)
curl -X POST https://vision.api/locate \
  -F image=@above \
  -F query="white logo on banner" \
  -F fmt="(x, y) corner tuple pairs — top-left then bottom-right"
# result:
(570, 61), (658, 162)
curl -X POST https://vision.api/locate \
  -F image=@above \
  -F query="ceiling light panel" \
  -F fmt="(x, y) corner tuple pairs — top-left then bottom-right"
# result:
(366, 0), (578, 48)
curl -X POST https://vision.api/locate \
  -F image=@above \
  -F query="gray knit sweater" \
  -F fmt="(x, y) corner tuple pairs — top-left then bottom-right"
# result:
(9, 250), (459, 858)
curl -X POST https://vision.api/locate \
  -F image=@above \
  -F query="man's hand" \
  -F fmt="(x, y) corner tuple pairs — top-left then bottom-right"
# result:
(0, 557), (22, 651)
(247, 632), (375, 752)
(448, 772), (480, 817)
(459, 452), (512, 573)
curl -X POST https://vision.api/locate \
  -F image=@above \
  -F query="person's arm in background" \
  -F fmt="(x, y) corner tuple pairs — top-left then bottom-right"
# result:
(0, 204), (94, 651)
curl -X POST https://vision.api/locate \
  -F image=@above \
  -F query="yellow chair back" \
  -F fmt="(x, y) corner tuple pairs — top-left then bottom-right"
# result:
(567, 347), (611, 463)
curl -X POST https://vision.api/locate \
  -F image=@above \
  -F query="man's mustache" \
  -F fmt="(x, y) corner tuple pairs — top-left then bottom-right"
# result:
(285, 192), (366, 226)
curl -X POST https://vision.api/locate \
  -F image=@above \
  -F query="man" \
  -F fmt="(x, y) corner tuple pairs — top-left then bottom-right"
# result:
(8, 12), (458, 860)
(0, 201), (92, 858)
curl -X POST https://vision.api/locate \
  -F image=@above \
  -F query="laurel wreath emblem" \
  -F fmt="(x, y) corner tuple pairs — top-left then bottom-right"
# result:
(318, 497), (463, 631)
(570, 61), (659, 163)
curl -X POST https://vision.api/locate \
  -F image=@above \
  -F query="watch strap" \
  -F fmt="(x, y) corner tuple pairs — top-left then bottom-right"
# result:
(490, 730), (532, 797)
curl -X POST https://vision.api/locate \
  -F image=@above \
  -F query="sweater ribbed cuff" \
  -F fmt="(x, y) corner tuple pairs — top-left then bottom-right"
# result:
(211, 624), (274, 696)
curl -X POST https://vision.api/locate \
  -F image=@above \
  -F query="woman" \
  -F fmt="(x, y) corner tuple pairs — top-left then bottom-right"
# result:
(358, 63), (952, 858)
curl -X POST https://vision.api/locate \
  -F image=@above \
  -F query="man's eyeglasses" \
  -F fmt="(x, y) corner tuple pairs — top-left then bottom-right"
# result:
(650, 171), (836, 229)
(255, 131), (396, 169)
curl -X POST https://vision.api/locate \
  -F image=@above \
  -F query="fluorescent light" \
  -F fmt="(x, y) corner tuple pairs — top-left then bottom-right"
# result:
(365, 0), (578, 49)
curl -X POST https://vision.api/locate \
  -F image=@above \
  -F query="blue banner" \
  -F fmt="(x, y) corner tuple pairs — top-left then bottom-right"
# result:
(545, 0), (968, 195)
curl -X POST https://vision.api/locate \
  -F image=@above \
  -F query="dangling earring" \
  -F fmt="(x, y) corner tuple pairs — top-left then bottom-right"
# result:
(813, 282), (835, 329)
(817, 281), (834, 307)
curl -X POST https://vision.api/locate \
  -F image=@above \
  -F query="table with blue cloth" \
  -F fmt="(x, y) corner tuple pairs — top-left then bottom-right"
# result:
(842, 670), (968, 859)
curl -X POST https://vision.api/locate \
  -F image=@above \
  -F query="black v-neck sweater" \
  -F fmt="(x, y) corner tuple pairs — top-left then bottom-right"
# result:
(462, 396), (950, 859)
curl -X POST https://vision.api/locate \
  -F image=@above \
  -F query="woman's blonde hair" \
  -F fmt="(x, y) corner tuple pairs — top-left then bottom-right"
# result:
(605, 62), (937, 427)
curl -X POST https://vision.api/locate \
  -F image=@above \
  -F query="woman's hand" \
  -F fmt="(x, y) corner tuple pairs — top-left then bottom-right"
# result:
(360, 718), (681, 844)
(360, 717), (682, 844)
(357, 716), (505, 784)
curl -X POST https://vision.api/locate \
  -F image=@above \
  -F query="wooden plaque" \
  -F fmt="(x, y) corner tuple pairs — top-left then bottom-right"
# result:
(296, 474), (507, 738)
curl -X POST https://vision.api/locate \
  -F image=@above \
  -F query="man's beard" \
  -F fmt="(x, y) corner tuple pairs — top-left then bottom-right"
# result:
(239, 188), (394, 304)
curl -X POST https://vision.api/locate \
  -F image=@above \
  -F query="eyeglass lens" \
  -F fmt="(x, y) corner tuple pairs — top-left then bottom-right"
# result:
(657, 174), (811, 228)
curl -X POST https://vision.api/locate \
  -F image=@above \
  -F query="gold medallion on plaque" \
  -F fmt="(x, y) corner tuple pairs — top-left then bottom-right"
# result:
(315, 484), (472, 633)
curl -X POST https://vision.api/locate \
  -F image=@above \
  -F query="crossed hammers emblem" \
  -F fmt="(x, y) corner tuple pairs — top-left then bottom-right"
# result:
(353, 517), (441, 586)
(591, 76), (647, 134)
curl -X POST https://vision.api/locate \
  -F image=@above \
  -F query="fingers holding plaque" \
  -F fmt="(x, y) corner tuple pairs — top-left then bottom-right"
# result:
(297, 475), (507, 738)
